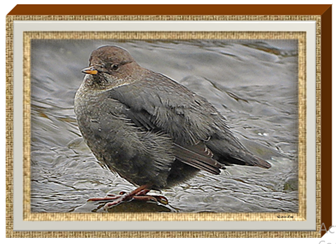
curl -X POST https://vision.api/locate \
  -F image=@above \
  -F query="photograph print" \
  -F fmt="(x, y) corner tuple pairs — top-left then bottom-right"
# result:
(30, 39), (299, 213)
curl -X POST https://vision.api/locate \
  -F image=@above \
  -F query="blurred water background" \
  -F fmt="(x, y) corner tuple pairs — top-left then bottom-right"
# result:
(30, 39), (298, 213)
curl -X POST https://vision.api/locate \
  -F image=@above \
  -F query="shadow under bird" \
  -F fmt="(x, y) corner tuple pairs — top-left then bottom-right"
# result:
(74, 45), (271, 209)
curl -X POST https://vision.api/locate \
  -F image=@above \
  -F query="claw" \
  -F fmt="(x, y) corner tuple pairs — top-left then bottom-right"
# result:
(154, 196), (169, 205)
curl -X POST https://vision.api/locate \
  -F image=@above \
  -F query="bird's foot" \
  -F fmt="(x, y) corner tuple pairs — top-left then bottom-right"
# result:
(87, 185), (168, 210)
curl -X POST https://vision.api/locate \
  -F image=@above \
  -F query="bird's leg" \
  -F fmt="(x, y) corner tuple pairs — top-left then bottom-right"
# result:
(87, 185), (149, 202)
(87, 185), (168, 209)
(103, 184), (153, 209)
(132, 195), (168, 205)
(132, 188), (168, 205)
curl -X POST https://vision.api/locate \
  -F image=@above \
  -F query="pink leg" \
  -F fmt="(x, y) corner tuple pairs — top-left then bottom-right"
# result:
(87, 185), (168, 209)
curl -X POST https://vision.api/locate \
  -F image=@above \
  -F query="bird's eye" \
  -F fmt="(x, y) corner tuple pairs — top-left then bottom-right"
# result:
(111, 64), (119, 70)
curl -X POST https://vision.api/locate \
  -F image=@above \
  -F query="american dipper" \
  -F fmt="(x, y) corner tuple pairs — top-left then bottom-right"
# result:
(74, 45), (271, 209)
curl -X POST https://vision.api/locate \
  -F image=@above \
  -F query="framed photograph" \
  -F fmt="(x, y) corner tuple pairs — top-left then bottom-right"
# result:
(6, 4), (332, 238)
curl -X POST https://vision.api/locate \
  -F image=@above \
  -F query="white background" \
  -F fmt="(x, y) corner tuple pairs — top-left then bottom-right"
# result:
(1, 0), (334, 243)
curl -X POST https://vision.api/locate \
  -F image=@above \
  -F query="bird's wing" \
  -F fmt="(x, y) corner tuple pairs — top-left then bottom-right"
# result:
(106, 72), (270, 170)
(122, 101), (223, 175)
(107, 72), (226, 145)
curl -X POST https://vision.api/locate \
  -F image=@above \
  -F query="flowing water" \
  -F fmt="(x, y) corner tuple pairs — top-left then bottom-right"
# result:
(30, 39), (298, 213)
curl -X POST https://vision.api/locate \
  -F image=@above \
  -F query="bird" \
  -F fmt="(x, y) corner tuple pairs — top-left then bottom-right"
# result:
(74, 45), (271, 209)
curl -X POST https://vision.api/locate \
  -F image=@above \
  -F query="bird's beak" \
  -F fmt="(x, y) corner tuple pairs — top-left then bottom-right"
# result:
(82, 66), (98, 75)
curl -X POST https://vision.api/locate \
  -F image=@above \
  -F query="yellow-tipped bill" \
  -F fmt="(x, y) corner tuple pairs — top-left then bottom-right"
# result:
(82, 67), (98, 75)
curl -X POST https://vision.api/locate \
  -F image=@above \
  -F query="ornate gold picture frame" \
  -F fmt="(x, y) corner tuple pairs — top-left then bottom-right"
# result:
(6, 4), (332, 238)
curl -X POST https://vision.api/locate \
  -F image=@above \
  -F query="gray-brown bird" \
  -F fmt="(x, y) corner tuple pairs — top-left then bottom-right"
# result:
(74, 45), (271, 209)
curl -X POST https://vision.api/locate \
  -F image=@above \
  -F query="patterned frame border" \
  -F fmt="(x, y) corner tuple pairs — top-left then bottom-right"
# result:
(6, 5), (331, 238)
(23, 31), (307, 223)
